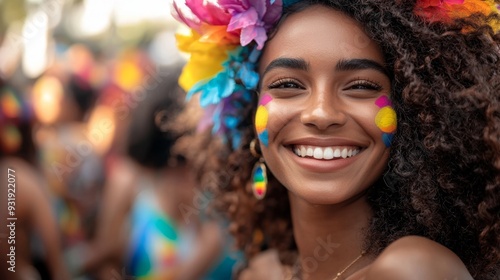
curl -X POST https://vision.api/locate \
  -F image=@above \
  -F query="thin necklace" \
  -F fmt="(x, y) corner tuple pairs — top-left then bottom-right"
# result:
(332, 250), (366, 280)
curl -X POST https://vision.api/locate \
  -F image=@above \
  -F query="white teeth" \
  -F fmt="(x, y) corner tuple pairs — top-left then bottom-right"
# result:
(334, 149), (341, 157)
(341, 148), (347, 159)
(324, 147), (334, 160)
(313, 147), (323, 159)
(293, 145), (361, 160)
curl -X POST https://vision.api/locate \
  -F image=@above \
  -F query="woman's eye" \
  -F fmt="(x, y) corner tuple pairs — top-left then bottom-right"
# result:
(268, 79), (303, 89)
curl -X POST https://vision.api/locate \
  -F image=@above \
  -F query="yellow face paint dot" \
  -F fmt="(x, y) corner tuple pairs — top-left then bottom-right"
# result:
(255, 105), (268, 133)
(375, 106), (397, 133)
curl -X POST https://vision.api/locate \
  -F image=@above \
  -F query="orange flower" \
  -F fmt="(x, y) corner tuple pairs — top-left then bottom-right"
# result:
(415, 0), (500, 32)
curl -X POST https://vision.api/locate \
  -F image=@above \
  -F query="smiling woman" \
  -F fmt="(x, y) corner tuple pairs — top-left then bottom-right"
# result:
(172, 0), (500, 279)
(258, 6), (392, 206)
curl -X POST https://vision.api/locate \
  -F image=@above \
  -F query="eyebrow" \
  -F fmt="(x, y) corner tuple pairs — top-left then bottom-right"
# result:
(261, 57), (391, 79)
(336, 58), (390, 77)
(261, 57), (309, 77)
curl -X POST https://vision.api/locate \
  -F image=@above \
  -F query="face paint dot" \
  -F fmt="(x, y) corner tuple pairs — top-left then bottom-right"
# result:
(255, 94), (272, 148)
(382, 133), (394, 147)
(258, 130), (269, 147)
(255, 106), (268, 133)
(259, 93), (273, 106)
(375, 106), (397, 133)
(375, 95), (391, 108)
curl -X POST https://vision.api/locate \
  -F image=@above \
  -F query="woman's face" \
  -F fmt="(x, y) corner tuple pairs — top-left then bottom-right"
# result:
(257, 5), (395, 204)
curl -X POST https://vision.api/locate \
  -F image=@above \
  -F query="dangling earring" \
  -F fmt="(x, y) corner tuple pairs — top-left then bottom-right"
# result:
(250, 139), (267, 200)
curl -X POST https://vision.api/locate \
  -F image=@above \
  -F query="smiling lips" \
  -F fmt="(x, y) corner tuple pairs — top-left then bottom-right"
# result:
(293, 145), (361, 160)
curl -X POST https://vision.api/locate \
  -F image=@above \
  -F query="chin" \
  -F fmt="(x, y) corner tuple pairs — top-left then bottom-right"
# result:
(285, 180), (369, 206)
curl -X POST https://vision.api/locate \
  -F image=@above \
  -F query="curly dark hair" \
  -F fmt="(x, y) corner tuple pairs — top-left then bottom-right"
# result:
(203, 0), (500, 278)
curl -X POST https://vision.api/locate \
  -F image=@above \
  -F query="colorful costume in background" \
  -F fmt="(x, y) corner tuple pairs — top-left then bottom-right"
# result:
(126, 187), (195, 279)
(0, 85), (32, 154)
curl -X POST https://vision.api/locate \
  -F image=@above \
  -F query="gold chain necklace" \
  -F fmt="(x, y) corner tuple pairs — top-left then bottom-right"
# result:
(332, 250), (366, 280)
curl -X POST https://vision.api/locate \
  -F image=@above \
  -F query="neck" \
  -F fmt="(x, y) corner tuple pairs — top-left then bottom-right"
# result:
(289, 191), (372, 279)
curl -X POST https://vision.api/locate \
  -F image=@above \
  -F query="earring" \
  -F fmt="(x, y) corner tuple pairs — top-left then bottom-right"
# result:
(250, 139), (267, 200)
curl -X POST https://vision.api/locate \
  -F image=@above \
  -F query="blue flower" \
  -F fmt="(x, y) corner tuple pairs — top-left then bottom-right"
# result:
(208, 88), (252, 149)
(188, 46), (260, 108)
(190, 71), (236, 107)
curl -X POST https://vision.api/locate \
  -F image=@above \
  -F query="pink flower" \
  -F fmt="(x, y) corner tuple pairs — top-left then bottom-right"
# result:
(222, 0), (283, 49)
(419, 0), (464, 8)
(415, 0), (464, 22)
(172, 0), (282, 49)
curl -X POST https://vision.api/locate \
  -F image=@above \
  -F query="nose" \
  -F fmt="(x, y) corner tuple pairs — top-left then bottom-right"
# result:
(300, 90), (347, 130)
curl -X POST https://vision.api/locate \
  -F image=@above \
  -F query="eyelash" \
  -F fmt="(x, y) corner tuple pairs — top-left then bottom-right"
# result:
(267, 78), (304, 89)
(347, 79), (383, 91)
(266, 78), (383, 91)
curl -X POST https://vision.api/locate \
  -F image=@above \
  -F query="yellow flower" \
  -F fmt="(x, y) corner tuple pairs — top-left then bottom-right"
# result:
(176, 30), (236, 91)
(449, 0), (500, 32)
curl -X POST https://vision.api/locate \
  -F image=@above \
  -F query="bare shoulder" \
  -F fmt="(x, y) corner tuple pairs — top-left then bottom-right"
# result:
(365, 236), (473, 280)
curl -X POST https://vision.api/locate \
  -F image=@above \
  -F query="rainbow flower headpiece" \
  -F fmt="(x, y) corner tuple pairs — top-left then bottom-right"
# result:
(172, 0), (500, 149)
(172, 0), (284, 148)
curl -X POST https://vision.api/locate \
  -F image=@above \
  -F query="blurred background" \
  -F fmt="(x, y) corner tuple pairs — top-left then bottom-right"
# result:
(0, 0), (243, 279)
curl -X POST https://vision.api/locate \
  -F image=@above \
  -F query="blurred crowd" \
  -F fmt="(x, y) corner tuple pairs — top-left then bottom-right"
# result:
(0, 1), (243, 279)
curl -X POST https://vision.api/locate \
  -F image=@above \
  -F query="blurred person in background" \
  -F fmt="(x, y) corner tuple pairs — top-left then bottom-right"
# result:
(0, 78), (69, 280)
(30, 45), (106, 278)
(170, 88), (246, 280)
(79, 65), (235, 280)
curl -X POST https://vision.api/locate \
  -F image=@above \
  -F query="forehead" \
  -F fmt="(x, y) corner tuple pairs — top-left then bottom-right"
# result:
(259, 5), (385, 72)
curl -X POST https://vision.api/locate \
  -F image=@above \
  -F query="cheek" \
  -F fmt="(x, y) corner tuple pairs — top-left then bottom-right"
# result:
(258, 97), (299, 147)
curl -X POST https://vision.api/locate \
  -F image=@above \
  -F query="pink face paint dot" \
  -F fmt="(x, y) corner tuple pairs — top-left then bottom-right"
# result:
(260, 93), (273, 106)
(375, 96), (391, 108)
